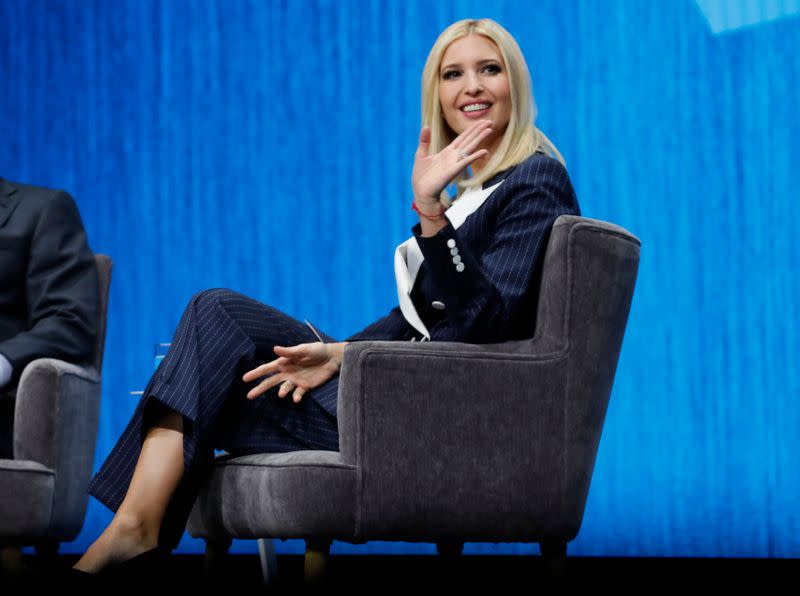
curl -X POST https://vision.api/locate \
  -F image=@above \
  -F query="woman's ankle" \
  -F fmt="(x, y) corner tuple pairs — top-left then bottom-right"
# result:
(109, 510), (160, 548)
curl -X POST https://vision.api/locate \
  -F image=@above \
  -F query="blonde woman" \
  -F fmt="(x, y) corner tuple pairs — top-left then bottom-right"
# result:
(72, 17), (580, 576)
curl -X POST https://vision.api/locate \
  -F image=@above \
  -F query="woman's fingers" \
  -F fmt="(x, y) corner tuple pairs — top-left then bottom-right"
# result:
(460, 126), (494, 156)
(247, 374), (284, 399)
(415, 126), (431, 158)
(249, 376), (308, 402)
(449, 119), (483, 147)
(277, 379), (294, 398)
(453, 120), (493, 152)
(274, 343), (317, 359)
(248, 374), (301, 400)
(243, 364), (268, 382)
(242, 357), (287, 382)
(463, 149), (490, 167)
(292, 386), (307, 403)
(451, 119), (492, 149)
(244, 341), (331, 402)
(243, 343), (315, 382)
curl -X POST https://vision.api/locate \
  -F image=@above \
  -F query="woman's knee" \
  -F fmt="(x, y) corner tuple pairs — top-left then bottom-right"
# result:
(190, 288), (275, 324)
(189, 288), (241, 311)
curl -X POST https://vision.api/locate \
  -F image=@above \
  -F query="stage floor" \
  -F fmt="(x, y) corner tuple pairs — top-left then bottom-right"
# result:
(1, 554), (795, 590)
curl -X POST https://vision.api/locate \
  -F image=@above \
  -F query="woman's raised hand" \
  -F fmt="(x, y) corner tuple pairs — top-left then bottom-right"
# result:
(411, 119), (493, 207)
(242, 342), (342, 404)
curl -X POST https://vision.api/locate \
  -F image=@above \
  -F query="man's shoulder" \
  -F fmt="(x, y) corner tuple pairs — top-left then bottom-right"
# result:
(1, 178), (76, 214)
(2, 177), (72, 201)
(0, 178), (82, 234)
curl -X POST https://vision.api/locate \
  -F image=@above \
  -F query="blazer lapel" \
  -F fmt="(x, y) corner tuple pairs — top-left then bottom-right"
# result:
(0, 179), (21, 229)
(443, 179), (504, 229)
(394, 179), (505, 339)
(394, 237), (428, 338)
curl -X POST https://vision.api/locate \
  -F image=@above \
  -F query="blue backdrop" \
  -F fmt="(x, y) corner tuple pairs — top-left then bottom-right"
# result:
(1, 0), (798, 557)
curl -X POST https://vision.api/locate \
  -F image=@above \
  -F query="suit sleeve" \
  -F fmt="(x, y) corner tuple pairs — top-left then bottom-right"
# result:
(412, 158), (580, 343)
(344, 305), (413, 342)
(0, 191), (99, 381)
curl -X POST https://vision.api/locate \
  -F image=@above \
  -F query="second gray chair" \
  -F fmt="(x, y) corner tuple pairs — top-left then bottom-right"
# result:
(0, 254), (112, 569)
(186, 215), (640, 583)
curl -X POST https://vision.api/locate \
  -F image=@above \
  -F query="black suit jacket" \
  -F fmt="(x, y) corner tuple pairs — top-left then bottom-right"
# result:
(0, 178), (99, 390)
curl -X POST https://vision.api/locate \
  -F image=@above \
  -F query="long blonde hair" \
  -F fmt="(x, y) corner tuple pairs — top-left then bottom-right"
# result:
(421, 18), (564, 207)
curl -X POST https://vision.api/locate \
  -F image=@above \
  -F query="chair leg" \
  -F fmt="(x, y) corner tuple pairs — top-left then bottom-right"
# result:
(539, 540), (568, 582)
(436, 541), (464, 558)
(33, 541), (60, 573)
(0, 545), (28, 577)
(257, 538), (279, 586)
(436, 541), (464, 586)
(203, 535), (232, 582)
(304, 538), (332, 585)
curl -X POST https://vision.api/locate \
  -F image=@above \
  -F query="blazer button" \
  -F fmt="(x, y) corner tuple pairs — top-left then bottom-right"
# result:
(452, 255), (461, 264)
(447, 239), (456, 248)
(456, 262), (465, 272)
(432, 300), (445, 310)
(450, 247), (459, 255)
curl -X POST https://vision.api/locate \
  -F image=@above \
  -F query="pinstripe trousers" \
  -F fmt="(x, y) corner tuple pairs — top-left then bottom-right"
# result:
(86, 288), (340, 548)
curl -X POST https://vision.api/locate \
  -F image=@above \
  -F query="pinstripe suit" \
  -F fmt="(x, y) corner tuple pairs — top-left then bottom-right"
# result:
(343, 152), (581, 344)
(87, 153), (580, 547)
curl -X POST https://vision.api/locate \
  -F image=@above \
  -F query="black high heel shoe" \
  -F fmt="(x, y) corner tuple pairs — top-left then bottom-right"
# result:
(62, 546), (171, 585)
(102, 545), (171, 578)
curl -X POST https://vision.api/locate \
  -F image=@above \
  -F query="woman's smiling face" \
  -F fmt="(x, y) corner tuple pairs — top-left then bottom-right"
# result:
(438, 34), (511, 143)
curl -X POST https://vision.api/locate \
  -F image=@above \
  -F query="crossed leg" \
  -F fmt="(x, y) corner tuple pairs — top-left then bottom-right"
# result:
(73, 403), (183, 573)
(76, 289), (340, 573)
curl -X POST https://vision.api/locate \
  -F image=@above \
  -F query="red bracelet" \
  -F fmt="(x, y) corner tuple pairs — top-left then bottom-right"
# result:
(411, 201), (446, 220)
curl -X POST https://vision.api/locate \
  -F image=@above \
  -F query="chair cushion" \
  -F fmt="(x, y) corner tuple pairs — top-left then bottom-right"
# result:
(187, 450), (356, 540)
(0, 459), (54, 539)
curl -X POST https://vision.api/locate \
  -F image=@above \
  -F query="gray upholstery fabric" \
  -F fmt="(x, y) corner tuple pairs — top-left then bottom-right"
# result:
(14, 359), (101, 540)
(187, 451), (356, 540)
(339, 343), (571, 541)
(187, 216), (640, 547)
(0, 254), (111, 544)
(0, 460), (54, 540)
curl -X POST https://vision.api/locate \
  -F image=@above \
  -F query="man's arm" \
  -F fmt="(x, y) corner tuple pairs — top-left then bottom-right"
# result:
(0, 191), (99, 386)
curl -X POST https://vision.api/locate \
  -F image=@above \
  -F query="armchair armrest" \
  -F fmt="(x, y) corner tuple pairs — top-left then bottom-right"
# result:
(337, 341), (578, 542)
(15, 358), (100, 466)
(14, 358), (102, 539)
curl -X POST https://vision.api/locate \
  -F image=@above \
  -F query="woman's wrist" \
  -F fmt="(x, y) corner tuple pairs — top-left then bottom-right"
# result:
(419, 216), (449, 237)
(331, 342), (349, 370)
(412, 197), (446, 220)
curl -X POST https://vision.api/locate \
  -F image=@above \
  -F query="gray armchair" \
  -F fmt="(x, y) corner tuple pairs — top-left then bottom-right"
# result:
(186, 215), (640, 583)
(0, 255), (112, 569)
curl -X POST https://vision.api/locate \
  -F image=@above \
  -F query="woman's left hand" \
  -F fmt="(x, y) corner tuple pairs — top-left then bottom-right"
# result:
(242, 342), (343, 404)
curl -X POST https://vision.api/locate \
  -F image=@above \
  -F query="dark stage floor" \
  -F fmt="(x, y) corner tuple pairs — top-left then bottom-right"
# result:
(1, 554), (796, 591)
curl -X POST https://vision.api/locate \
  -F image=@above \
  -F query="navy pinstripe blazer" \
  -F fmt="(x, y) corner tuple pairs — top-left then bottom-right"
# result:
(343, 152), (581, 345)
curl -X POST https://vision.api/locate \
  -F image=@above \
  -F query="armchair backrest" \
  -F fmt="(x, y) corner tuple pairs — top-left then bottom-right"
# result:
(92, 254), (113, 373)
(530, 215), (640, 356)
(530, 215), (640, 527)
